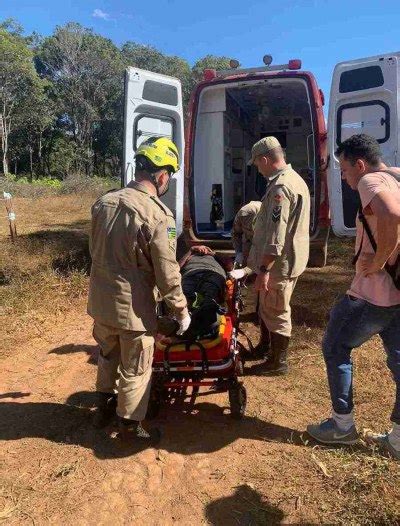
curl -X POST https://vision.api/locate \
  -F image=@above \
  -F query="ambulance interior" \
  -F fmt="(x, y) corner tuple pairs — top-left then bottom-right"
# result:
(192, 78), (317, 237)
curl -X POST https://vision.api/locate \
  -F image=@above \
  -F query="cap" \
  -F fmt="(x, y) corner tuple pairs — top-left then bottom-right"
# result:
(248, 136), (282, 165)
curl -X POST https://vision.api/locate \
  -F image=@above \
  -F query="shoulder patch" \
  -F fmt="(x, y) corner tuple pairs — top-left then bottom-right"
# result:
(272, 206), (281, 223)
(167, 226), (176, 239)
(273, 187), (285, 203)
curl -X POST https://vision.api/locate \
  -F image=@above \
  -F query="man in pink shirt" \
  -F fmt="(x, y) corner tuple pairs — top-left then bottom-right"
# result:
(307, 134), (400, 460)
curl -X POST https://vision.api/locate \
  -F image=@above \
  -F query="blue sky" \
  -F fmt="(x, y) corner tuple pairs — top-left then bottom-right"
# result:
(2, 0), (400, 106)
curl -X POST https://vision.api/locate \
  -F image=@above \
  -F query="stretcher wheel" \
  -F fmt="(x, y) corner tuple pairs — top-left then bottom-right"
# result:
(235, 357), (245, 377)
(229, 383), (247, 419)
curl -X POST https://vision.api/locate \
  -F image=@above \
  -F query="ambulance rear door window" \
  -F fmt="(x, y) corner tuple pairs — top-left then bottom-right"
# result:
(142, 80), (178, 106)
(339, 66), (384, 93)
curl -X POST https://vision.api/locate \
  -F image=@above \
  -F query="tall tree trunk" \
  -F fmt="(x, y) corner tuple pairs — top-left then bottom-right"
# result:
(38, 132), (43, 175)
(2, 152), (8, 175)
(29, 147), (33, 180)
(1, 117), (9, 175)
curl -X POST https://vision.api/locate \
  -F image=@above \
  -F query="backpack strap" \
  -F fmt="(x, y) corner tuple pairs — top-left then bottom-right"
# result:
(352, 207), (370, 266)
(358, 208), (377, 251)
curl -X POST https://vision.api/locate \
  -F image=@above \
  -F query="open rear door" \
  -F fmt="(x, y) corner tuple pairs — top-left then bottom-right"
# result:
(123, 67), (185, 235)
(327, 53), (399, 236)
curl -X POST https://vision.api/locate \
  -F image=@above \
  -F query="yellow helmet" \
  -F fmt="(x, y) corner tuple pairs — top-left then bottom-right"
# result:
(135, 136), (180, 174)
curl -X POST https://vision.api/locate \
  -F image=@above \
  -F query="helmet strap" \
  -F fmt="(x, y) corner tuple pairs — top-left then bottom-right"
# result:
(151, 171), (170, 197)
(150, 173), (161, 196)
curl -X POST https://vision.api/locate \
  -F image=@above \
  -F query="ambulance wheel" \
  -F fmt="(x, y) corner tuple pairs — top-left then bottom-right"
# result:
(229, 383), (247, 419)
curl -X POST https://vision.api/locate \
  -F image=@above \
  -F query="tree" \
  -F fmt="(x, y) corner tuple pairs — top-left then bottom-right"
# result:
(191, 55), (236, 84)
(0, 18), (24, 38)
(8, 84), (55, 177)
(36, 22), (125, 175)
(0, 20), (243, 179)
(0, 27), (45, 174)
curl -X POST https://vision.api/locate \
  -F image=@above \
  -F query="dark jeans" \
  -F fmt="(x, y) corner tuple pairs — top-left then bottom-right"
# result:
(182, 270), (225, 308)
(322, 294), (400, 424)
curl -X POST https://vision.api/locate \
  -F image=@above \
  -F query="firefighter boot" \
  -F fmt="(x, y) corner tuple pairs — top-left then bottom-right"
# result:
(253, 319), (271, 360)
(92, 393), (117, 429)
(258, 332), (289, 376)
(118, 417), (161, 445)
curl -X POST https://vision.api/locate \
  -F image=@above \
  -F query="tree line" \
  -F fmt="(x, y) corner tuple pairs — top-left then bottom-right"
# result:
(0, 19), (233, 179)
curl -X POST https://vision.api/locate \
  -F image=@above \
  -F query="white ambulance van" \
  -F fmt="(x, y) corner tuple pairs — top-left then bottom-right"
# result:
(123, 52), (399, 264)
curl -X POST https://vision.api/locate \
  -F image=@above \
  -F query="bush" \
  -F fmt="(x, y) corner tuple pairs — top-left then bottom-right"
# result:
(0, 173), (55, 197)
(58, 173), (119, 195)
(0, 172), (119, 198)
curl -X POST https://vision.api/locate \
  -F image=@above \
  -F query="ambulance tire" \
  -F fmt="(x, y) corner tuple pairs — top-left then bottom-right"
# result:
(229, 383), (247, 419)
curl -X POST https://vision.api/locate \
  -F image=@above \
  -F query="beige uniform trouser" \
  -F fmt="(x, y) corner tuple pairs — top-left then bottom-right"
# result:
(93, 322), (154, 421)
(258, 277), (298, 337)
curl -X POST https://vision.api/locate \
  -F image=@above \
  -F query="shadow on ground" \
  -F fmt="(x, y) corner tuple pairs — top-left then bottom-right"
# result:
(205, 484), (285, 526)
(49, 344), (99, 365)
(0, 392), (31, 400)
(0, 393), (309, 460)
(4, 226), (91, 276)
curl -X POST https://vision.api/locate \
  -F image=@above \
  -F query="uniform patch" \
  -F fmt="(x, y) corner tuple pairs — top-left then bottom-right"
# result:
(272, 206), (281, 223)
(167, 227), (176, 239)
(273, 187), (285, 203)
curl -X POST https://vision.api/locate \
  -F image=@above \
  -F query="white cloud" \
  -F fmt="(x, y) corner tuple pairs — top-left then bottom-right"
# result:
(92, 9), (111, 21)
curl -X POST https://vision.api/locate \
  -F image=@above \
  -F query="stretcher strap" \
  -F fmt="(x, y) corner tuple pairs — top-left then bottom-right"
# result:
(156, 316), (227, 351)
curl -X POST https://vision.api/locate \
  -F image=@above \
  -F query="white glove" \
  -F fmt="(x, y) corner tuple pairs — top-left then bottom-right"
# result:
(176, 314), (191, 335)
(228, 268), (248, 280)
(234, 252), (243, 265)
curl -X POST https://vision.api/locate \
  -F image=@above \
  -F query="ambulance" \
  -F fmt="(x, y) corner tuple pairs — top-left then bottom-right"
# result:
(123, 52), (399, 265)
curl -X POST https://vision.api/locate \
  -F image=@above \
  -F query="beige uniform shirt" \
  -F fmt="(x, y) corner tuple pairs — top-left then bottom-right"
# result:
(231, 201), (262, 256)
(87, 182), (187, 332)
(248, 164), (310, 279)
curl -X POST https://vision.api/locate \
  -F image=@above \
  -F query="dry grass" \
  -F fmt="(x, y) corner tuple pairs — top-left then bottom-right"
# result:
(0, 195), (94, 356)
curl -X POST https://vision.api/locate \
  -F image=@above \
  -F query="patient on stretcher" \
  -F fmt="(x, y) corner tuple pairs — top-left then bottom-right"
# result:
(158, 246), (232, 340)
(179, 245), (227, 308)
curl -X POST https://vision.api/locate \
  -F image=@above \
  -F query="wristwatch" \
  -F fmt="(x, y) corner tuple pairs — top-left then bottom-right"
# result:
(259, 265), (270, 274)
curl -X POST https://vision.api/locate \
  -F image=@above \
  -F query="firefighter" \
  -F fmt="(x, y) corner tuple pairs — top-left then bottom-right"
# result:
(231, 137), (310, 375)
(87, 137), (190, 443)
(231, 201), (262, 266)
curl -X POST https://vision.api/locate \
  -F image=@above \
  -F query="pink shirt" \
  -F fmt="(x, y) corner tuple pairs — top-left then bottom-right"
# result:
(348, 170), (400, 307)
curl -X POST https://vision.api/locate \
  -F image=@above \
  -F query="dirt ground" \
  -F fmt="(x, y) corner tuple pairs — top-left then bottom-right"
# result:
(0, 196), (399, 525)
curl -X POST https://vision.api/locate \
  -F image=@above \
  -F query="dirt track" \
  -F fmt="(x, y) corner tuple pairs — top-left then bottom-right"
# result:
(1, 283), (400, 525)
(0, 197), (399, 524)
